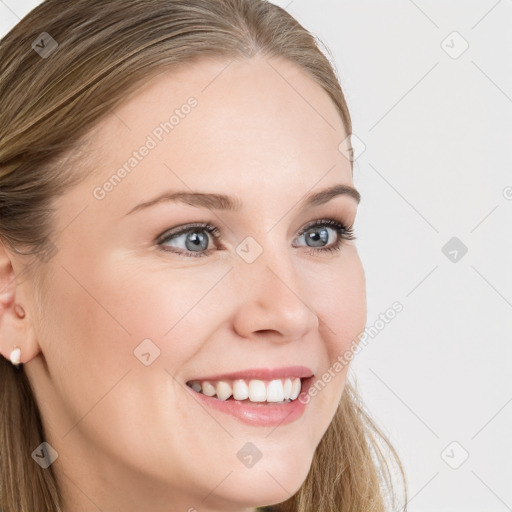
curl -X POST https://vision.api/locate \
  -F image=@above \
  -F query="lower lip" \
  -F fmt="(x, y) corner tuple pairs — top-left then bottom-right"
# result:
(185, 376), (314, 427)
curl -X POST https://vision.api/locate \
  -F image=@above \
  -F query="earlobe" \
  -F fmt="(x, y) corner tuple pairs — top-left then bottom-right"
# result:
(0, 242), (39, 368)
(0, 298), (36, 369)
(0, 275), (26, 367)
(8, 306), (26, 370)
(9, 345), (22, 369)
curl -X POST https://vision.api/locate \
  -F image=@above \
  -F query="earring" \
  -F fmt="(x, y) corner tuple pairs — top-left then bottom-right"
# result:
(9, 346), (21, 369)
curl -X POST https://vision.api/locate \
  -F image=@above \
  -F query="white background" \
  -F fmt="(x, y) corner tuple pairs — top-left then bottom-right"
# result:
(1, 1), (511, 511)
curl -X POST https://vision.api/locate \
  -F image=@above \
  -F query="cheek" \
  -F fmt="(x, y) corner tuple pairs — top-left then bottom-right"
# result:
(36, 259), (215, 479)
(87, 257), (228, 372)
(313, 252), (367, 357)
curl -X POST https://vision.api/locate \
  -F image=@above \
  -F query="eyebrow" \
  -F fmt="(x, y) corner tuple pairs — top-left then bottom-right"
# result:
(125, 183), (361, 216)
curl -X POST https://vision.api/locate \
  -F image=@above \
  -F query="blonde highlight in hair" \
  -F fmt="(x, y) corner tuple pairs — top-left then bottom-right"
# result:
(0, 1), (408, 510)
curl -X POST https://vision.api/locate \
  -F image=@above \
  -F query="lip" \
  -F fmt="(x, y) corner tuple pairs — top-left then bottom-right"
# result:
(184, 375), (315, 427)
(185, 365), (314, 383)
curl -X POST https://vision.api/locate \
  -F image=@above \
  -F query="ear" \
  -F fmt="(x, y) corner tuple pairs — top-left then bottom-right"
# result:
(0, 240), (41, 366)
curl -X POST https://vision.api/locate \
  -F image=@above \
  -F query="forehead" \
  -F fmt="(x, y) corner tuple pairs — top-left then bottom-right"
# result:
(63, 55), (352, 216)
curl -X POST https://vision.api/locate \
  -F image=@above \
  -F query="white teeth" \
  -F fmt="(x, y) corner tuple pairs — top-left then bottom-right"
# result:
(215, 381), (232, 401)
(188, 377), (303, 403)
(201, 381), (216, 397)
(233, 379), (249, 400)
(248, 380), (267, 402)
(283, 378), (292, 400)
(290, 378), (301, 400)
(266, 379), (284, 402)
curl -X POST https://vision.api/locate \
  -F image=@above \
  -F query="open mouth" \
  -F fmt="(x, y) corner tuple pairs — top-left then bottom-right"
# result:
(186, 375), (313, 405)
(184, 374), (315, 427)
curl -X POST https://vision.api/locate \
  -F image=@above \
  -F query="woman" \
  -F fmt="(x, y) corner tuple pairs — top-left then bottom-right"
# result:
(0, 1), (407, 511)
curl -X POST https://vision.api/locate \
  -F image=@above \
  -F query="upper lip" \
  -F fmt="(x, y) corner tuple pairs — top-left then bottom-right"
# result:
(186, 366), (314, 383)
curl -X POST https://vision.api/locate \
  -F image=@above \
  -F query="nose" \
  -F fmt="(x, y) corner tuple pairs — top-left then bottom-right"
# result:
(231, 248), (319, 344)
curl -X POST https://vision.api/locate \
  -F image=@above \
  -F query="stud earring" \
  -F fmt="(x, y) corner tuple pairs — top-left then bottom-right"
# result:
(9, 346), (21, 369)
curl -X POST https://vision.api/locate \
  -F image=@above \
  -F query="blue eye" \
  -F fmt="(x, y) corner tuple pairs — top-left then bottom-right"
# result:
(156, 218), (356, 258)
(295, 219), (356, 256)
(156, 223), (221, 258)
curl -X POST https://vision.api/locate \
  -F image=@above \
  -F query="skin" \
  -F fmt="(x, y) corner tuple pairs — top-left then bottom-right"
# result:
(0, 54), (366, 512)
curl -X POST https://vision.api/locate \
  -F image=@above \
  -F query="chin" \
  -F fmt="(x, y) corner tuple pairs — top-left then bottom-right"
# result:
(215, 451), (313, 508)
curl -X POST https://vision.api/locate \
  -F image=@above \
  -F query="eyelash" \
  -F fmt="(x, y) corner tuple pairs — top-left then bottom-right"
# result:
(155, 218), (357, 258)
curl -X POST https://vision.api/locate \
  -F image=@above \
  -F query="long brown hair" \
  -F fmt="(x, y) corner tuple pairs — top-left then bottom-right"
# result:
(0, 1), (408, 510)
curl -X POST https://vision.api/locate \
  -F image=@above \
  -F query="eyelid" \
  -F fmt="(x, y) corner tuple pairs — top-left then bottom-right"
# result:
(155, 222), (220, 243)
(155, 215), (356, 257)
(297, 217), (345, 236)
(156, 217), (350, 241)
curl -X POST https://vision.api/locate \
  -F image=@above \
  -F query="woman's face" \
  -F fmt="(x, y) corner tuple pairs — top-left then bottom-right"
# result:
(22, 55), (366, 511)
